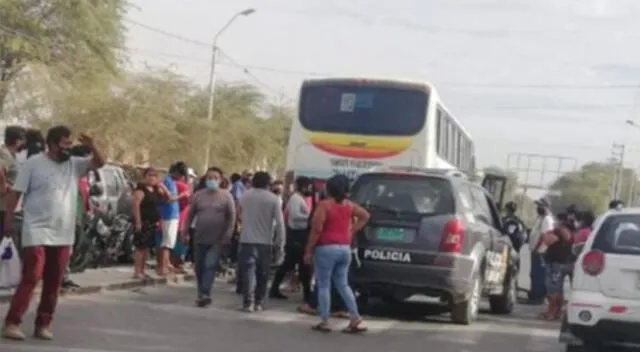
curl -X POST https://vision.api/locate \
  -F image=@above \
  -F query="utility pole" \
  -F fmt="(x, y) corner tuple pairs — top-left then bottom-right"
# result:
(201, 8), (256, 173)
(610, 143), (625, 200)
(627, 169), (636, 206)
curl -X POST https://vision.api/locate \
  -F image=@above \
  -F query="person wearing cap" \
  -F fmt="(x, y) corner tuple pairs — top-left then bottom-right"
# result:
(528, 198), (555, 304)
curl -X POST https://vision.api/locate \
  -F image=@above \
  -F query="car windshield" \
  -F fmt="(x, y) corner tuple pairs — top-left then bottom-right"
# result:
(351, 174), (454, 215)
(592, 214), (640, 255)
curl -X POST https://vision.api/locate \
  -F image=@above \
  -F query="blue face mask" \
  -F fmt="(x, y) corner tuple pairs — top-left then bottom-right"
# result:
(205, 180), (219, 190)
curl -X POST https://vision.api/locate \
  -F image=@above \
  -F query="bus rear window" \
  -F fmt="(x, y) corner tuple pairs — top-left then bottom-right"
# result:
(592, 214), (640, 255)
(351, 174), (454, 215)
(300, 85), (428, 136)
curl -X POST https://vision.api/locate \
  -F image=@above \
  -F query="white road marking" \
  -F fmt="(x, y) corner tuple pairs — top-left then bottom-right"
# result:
(456, 321), (491, 345)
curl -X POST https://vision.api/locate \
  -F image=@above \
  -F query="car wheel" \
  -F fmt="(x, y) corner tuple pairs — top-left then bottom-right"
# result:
(451, 273), (481, 325)
(565, 345), (584, 352)
(565, 343), (601, 352)
(489, 271), (516, 314)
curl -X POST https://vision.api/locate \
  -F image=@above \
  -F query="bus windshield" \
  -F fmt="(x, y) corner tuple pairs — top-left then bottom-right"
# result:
(300, 85), (428, 136)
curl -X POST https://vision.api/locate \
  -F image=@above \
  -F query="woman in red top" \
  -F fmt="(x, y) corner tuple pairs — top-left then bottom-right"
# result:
(304, 175), (370, 333)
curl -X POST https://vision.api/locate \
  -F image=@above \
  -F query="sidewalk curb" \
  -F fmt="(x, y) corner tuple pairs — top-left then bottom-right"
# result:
(0, 273), (196, 304)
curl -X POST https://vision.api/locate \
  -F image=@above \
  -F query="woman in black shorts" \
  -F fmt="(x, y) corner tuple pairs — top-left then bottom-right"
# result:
(131, 168), (164, 279)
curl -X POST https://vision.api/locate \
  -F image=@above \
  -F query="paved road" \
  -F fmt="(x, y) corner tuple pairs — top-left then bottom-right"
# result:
(0, 280), (565, 352)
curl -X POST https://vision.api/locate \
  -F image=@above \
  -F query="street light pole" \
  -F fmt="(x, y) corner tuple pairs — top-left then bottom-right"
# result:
(202, 8), (256, 173)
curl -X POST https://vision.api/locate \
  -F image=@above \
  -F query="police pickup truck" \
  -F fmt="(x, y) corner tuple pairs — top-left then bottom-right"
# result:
(350, 167), (518, 325)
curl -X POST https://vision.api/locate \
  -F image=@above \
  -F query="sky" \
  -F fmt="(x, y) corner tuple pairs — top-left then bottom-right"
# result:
(126, 0), (640, 186)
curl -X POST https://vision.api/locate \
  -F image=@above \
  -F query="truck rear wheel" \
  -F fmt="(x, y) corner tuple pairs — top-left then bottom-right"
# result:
(451, 273), (480, 325)
(489, 272), (516, 314)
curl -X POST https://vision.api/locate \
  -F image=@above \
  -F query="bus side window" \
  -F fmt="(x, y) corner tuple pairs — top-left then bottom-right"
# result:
(436, 107), (446, 157)
(446, 114), (454, 163)
(443, 114), (448, 160)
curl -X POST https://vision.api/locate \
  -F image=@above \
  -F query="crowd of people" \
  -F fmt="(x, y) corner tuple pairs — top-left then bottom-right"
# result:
(132, 166), (370, 332)
(502, 197), (614, 321)
(9, 123), (623, 341)
(0, 124), (371, 341)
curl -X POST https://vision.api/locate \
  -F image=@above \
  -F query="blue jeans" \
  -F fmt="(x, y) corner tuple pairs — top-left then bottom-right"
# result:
(239, 243), (271, 307)
(529, 252), (547, 301)
(314, 245), (360, 322)
(194, 244), (223, 298)
(545, 262), (571, 295)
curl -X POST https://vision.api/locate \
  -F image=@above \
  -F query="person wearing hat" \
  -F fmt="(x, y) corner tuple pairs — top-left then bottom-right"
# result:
(527, 198), (555, 304)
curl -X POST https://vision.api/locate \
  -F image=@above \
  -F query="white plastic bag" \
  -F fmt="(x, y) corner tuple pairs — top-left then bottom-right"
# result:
(0, 237), (21, 288)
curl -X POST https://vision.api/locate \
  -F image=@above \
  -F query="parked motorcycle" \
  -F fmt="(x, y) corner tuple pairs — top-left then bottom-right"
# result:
(69, 177), (136, 271)
(88, 208), (133, 268)
(69, 206), (104, 273)
(112, 213), (134, 264)
(68, 201), (111, 273)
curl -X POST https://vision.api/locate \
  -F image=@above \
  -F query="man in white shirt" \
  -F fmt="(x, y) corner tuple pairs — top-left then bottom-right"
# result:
(2, 126), (105, 341)
(528, 198), (555, 304)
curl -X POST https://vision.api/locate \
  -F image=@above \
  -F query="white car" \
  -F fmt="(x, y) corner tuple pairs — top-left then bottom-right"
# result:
(563, 208), (640, 351)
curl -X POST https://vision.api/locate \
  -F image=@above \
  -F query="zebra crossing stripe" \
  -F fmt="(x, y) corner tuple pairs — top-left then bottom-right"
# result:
(456, 322), (491, 345)
(361, 320), (398, 333)
(525, 335), (562, 352)
(248, 310), (306, 323)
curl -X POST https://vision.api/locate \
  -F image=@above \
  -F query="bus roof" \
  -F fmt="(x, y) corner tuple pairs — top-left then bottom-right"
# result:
(301, 77), (435, 93)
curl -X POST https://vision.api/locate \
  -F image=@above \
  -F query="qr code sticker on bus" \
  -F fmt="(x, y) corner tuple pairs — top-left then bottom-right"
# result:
(340, 93), (356, 112)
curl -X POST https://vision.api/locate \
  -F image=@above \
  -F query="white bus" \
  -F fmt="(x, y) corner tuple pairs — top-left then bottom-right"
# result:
(285, 78), (475, 184)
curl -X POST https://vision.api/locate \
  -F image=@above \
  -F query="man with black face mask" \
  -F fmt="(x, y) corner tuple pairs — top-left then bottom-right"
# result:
(2, 125), (105, 341)
(527, 198), (555, 305)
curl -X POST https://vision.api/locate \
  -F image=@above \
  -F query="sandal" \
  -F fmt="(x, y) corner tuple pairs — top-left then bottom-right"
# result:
(342, 320), (368, 334)
(311, 323), (332, 333)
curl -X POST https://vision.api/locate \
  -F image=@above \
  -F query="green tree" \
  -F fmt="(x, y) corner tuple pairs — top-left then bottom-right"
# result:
(46, 68), (293, 173)
(0, 0), (128, 115)
(547, 161), (637, 214)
